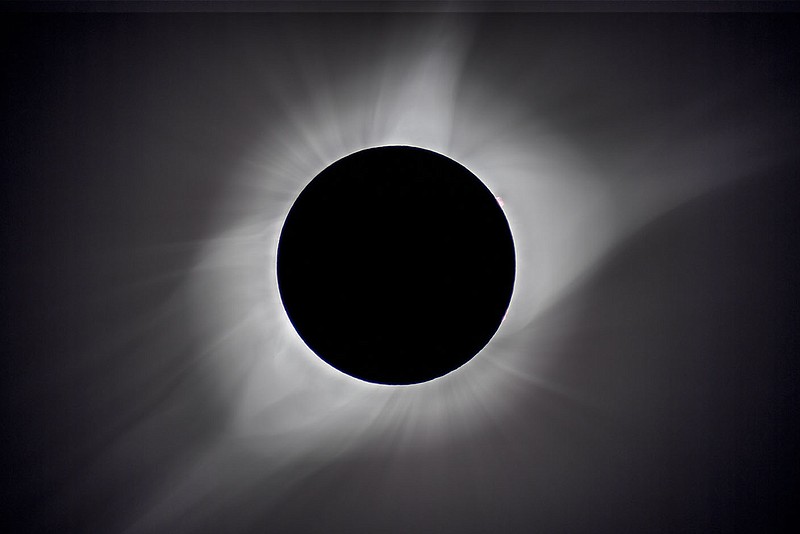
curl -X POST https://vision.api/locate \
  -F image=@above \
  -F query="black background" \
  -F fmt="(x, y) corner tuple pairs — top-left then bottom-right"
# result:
(2, 5), (799, 533)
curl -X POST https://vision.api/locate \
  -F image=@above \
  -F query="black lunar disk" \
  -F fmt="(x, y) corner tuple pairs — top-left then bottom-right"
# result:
(277, 146), (515, 385)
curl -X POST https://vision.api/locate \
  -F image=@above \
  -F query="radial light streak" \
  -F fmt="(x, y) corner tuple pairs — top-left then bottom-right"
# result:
(184, 16), (785, 464)
(5, 11), (798, 534)
(120, 14), (796, 534)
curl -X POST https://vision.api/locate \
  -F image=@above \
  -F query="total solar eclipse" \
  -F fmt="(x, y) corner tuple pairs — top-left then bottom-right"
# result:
(277, 146), (515, 385)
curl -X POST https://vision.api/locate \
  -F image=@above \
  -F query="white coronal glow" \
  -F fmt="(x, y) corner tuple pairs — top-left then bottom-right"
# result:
(104, 15), (800, 533)
(181, 23), (772, 469)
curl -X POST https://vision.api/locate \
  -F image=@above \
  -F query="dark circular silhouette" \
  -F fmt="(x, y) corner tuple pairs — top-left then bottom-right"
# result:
(277, 146), (515, 385)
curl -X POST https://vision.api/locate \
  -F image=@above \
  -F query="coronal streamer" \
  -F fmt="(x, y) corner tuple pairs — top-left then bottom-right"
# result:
(6, 11), (796, 534)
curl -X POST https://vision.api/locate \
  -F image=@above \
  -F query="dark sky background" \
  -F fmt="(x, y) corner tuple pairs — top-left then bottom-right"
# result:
(2, 5), (800, 534)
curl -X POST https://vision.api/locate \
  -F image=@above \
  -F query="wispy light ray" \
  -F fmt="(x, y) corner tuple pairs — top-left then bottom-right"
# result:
(119, 14), (798, 534)
(191, 18), (787, 458)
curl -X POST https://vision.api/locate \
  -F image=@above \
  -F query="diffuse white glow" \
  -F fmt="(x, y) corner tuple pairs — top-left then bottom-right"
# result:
(114, 18), (795, 534)
(187, 21), (779, 461)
